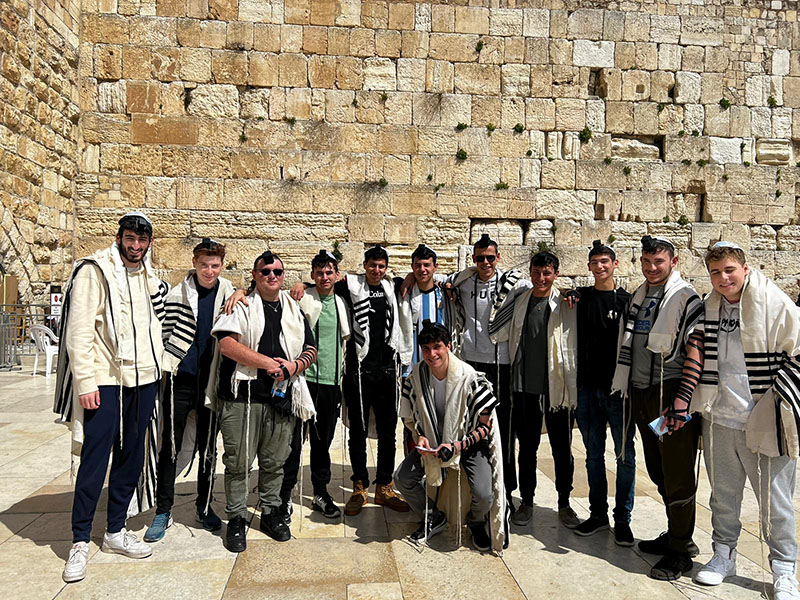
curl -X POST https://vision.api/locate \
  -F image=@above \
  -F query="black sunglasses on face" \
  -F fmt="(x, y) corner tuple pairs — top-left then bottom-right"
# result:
(259, 268), (284, 277)
(474, 255), (497, 263)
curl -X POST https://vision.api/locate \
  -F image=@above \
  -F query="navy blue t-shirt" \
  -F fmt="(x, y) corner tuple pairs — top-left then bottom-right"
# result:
(177, 276), (218, 381)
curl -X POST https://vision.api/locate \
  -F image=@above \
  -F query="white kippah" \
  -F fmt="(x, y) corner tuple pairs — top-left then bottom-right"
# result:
(121, 210), (152, 225)
(712, 240), (742, 250)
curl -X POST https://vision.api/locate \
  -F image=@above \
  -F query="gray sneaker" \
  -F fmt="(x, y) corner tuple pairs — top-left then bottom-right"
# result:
(511, 502), (533, 526)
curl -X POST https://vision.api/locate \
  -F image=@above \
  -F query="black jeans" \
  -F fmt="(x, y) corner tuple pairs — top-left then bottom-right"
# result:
(631, 380), (700, 553)
(468, 361), (513, 499)
(514, 392), (574, 508)
(280, 382), (342, 501)
(344, 365), (398, 487)
(155, 372), (216, 514)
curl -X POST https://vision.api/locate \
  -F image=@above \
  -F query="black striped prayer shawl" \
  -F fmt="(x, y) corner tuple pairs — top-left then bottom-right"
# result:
(691, 268), (800, 457)
(400, 353), (506, 552)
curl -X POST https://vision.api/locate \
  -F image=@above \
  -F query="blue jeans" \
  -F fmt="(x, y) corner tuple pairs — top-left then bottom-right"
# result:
(575, 387), (636, 523)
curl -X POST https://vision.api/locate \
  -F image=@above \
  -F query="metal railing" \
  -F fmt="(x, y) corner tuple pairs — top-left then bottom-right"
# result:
(0, 304), (58, 370)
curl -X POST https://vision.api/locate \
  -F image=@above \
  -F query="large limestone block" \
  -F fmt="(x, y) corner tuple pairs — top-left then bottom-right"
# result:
(567, 9), (603, 41)
(502, 64), (530, 97)
(680, 16), (723, 47)
(489, 9), (522, 36)
(573, 40), (615, 68)
(454, 6), (489, 35)
(522, 8), (549, 38)
(674, 71), (701, 104)
(541, 160), (575, 190)
(536, 189), (594, 220)
(363, 57), (396, 90)
(709, 137), (742, 164)
(454, 64), (500, 95)
(611, 138), (659, 161)
(428, 33), (478, 62)
(620, 191), (667, 221)
(187, 84), (240, 118)
(650, 15), (680, 44)
(469, 220), (523, 245)
(756, 139), (791, 165)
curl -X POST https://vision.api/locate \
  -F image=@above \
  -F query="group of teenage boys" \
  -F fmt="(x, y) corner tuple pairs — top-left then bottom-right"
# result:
(55, 211), (800, 599)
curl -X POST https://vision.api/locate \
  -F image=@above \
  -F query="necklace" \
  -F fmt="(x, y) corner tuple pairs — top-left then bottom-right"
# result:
(264, 300), (280, 313)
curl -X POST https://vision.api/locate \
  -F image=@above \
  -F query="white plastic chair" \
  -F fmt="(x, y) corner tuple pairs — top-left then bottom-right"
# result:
(30, 324), (59, 377)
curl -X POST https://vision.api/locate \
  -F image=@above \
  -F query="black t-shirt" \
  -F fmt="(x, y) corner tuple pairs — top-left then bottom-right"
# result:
(219, 300), (315, 411)
(576, 286), (631, 392)
(336, 278), (398, 373)
(177, 276), (217, 381)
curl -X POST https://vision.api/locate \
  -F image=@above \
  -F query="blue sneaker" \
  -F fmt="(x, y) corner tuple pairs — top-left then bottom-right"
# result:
(144, 512), (172, 542)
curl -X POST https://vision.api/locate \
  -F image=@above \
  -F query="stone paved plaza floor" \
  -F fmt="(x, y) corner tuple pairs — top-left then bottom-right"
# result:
(1, 364), (798, 599)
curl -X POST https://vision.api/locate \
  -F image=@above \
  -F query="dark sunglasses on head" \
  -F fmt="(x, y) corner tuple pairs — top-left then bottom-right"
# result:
(474, 255), (497, 263)
(259, 268), (284, 277)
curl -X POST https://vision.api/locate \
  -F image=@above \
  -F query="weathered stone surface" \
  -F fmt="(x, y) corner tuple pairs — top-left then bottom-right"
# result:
(611, 138), (659, 161)
(756, 139), (791, 166)
(709, 137), (742, 164)
(573, 40), (614, 68)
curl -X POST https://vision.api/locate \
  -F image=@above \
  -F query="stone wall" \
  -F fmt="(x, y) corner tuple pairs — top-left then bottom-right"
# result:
(47, 1), (800, 295)
(0, 0), (79, 301)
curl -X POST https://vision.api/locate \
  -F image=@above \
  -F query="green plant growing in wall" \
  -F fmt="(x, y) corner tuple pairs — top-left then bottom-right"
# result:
(378, 178), (388, 188)
(623, 166), (631, 175)
(691, 129), (700, 137)
(456, 148), (467, 160)
(332, 241), (343, 262)
(663, 216), (670, 223)
(768, 95), (778, 108)
(514, 123), (524, 133)
(719, 98), (731, 110)
(607, 234), (617, 244)
(678, 214), (689, 226)
(486, 123), (496, 135)
(678, 130), (685, 137)
(536, 241), (550, 254)
(434, 183), (444, 192)
(427, 174), (433, 181)
(526, 150), (533, 156)
(475, 40), (484, 53)
(380, 92), (388, 102)
(495, 181), (509, 190)
(744, 161), (751, 167)
(657, 103), (665, 113)
(352, 97), (358, 107)
(285, 116), (296, 126)
(456, 122), (468, 131)
(604, 156), (612, 164)
(682, 159), (692, 166)
(776, 190), (782, 198)
(696, 159), (708, 167)
(239, 132), (247, 143)
(578, 127), (592, 143)
(722, 173), (729, 181)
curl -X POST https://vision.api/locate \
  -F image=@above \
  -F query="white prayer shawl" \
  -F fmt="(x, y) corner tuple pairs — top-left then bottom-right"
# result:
(208, 289), (316, 422)
(299, 287), (351, 384)
(53, 242), (168, 516)
(611, 270), (703, 399)
(690, 269), (800, 457)
(497, 287), (578, 410)
(345, 273), (410, 364)
(397, 283), (444, 362)
(400, 353), (506, 553)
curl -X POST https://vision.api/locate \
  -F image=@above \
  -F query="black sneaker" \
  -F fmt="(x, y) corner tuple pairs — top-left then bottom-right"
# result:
(196, 506), (223, 532)
(574, 516), (610, 537)
(260, 507), (291, 542)
(613, 521), (635, 547)
(650, 552), (693, 581)
(279, 502), (293, 526)
(312, 492), (342, 519)
(410, 510), (447, 543)
(226, 515), (247, 553)
(638, 531), (699, 557)
(469, 522), (491, 552)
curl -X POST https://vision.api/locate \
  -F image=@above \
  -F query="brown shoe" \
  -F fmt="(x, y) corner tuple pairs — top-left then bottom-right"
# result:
(344, 480), (368, 516)
(374, 482), (410, 512)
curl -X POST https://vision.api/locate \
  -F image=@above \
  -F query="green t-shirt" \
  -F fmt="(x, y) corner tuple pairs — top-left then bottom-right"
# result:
(306, 292), (340, 386)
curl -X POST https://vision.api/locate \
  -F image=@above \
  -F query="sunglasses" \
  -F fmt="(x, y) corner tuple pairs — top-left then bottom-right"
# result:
(259, 268), (284, 277)
(474, 255), (497, 263)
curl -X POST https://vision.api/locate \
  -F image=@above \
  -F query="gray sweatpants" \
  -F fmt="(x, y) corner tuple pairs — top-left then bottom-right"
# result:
(702, 419), (798, 563)
(393, 442), (494, 526)
(220, 400), (296, 519)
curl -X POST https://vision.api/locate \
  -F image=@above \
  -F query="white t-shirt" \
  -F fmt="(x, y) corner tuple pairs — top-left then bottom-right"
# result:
(432, 374), (447, 439)
(712, 298), (754, 429)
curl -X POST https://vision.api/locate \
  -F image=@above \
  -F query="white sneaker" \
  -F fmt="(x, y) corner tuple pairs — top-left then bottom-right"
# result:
(101, 528), (153, 559)
(694, 543), (736, 585)
(62, 541), (89, 582)
(773, 560), (800, 600)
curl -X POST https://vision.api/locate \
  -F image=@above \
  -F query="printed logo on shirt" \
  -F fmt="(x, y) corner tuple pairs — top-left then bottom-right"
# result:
(719, 317), (740, 333)
(368, 289), (385, 299)
(469, 287), (495, 301)
(634, 297), (659, 332)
